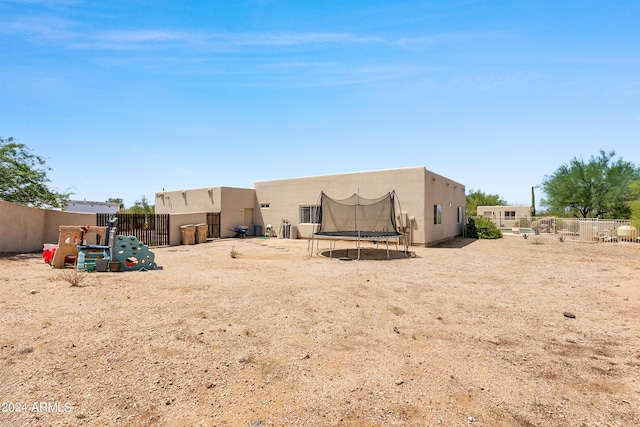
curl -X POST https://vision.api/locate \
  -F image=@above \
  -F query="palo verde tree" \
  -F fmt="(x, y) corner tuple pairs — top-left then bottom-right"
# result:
(541, 150), (640, 219)
(0, 136), (69, 209)
(465, 189), (507, 218)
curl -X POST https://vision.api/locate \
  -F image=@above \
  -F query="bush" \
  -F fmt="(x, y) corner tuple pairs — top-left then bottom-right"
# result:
(60, 269), (88, 287)
(230, 246), (239, 258)
(467, 217), (502, 239)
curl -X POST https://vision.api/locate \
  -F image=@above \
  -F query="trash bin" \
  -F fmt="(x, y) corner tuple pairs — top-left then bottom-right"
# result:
(290, 225), (297, 239)
(254, 224), (262, 237)
(195, 223), (208, 243)
(180, 224), (196, 245)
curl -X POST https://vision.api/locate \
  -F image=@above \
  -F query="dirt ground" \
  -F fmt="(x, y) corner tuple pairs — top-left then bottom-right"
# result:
(1, 235), (639, 426)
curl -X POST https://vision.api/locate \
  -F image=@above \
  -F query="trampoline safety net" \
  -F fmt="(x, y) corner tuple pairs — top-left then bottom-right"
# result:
(314, 191), (402, 238)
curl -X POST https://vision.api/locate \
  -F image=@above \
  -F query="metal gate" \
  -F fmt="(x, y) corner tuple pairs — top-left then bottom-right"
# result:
(207, 212), (221, 238)
(97, 213), (170, 247)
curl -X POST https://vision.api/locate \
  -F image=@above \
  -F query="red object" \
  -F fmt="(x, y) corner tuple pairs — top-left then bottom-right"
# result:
(42, 246), (57, 264)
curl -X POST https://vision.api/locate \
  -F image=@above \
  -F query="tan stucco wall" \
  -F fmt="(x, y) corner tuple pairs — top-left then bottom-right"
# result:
(155, 187), (221, 214)
(155, 187), (259, 239)
(219, 187), (259, 238)
(0, 200), (46, 252)
(1, 200), (99, 253)
(254, 166), (465, 246)
(423, 170), (467, 245)
(169, 213), (208, 246)
(477, 205), (532, 227)
(43, 209), (98, 244)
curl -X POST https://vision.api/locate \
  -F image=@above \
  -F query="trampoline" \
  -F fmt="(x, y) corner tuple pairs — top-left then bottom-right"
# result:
(308, 190), (409, 260)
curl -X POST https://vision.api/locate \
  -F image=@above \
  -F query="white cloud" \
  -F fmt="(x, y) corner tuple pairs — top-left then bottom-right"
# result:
(396, 31), (501, 48)
(0, 15), (76, 40)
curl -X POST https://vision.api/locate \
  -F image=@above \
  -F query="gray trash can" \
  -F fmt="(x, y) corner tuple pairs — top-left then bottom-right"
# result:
(254, 224), (262, 237)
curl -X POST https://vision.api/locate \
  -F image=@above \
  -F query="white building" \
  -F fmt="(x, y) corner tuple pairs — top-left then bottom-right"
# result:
(64, 200), (119, 214)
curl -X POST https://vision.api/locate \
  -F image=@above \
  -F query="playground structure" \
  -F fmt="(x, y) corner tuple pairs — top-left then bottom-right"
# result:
(44, 217), (157, 272)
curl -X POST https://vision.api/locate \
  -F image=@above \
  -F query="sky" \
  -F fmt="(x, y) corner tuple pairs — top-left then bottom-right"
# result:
(1, 0), (639, 208)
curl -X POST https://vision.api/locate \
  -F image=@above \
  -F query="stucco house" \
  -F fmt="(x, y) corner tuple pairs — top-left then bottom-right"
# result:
(477, 205), (533, 228)
(155, 166), (466, 247)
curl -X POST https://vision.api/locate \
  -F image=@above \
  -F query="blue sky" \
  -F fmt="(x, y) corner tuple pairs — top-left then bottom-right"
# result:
(1, 0), (638, 208)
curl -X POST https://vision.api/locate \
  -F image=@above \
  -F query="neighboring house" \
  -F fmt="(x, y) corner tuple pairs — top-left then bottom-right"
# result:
(64, 200), (119, 214)
(477, 205), (532, 228)
(155, 166), (466, 246)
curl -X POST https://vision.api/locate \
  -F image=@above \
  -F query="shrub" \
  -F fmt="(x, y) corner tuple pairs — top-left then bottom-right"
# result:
(467, 217), (502, 239)
(60, 269), (88, 287)
(230, 246), (239, 258)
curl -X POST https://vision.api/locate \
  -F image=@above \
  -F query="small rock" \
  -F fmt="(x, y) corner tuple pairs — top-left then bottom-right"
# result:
(30, 290), (39, 294)
(393, 326), (400, 334)
(395, 379), (404, 385)
(250, 420), (264, 427)
(563, 312), (576, 319)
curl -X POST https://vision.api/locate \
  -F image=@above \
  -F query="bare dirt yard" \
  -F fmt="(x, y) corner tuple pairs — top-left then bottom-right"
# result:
(1, 235), (639, 426)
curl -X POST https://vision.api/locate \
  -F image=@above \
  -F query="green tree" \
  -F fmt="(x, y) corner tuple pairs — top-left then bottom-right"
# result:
(541, 151), (640, 218)
(465, 190), (507, 218)
(628, 181), (640, 229)
(107, 197), (125, 210)
(0, 136), (69, 209)
(122, 196), (154, 214)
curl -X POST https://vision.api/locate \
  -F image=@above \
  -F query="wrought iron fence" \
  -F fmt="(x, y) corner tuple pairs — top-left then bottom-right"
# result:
(97, 213), (170, 247)
(490, 216), (639, 243)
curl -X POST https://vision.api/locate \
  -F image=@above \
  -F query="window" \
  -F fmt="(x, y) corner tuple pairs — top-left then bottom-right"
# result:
(505, 211), (516, 220)
(300, 206), (320, 224)
(457, 206), (463, 223)
(434, 204), (442, 225)
(260, 203), (270, 209)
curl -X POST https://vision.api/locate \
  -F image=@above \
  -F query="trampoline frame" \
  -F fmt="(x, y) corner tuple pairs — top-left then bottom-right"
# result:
(307, 189), (409, 260)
